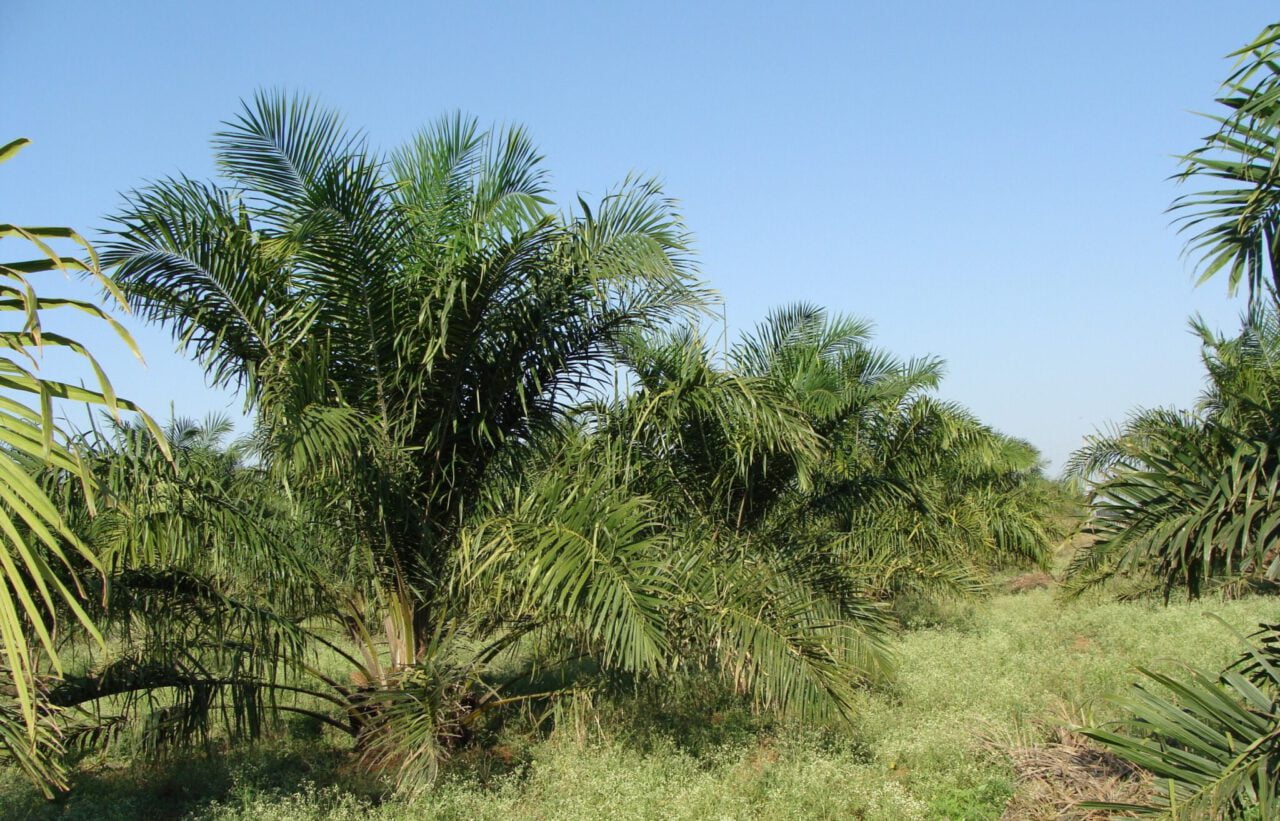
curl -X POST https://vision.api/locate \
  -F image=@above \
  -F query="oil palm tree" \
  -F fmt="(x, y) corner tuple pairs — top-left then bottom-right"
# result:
(101, 93), (706, 670)
(1068, 21), (1280, 599)
(713, 304), (1056, 591)
(1068, 26), (1280, 811)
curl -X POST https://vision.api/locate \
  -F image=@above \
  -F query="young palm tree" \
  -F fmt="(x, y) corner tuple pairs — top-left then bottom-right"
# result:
(1067, 306), (1280, 598)
(1067, 22), (1280, 600)
(691, 303), (1056, 591)
(101, 93), (706, 670)
(1067, 25), (1280, 813)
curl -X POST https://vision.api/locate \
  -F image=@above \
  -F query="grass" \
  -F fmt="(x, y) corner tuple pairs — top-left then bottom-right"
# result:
(2, 587), (1273, 819)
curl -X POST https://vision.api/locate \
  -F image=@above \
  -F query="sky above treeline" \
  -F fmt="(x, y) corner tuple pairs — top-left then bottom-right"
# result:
(5, 1), (1277, 471)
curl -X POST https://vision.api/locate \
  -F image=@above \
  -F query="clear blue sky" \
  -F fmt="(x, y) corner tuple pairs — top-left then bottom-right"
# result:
(5, 1), (1275, 471)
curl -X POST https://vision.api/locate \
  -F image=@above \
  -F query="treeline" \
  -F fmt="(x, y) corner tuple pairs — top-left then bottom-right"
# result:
(1063, 23), (1280, 817)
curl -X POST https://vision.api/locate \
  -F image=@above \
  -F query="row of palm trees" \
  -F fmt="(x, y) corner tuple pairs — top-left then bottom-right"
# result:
(1067, 22), (1280, 816)
(0, 97), (1061, 792)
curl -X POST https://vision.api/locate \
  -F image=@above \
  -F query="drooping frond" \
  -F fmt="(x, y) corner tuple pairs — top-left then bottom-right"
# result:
(1082, 620), (1280, 816)
(0, 139), (165, 790)
(458, 467), (676, 675)
(1174, 22), (1280, 303)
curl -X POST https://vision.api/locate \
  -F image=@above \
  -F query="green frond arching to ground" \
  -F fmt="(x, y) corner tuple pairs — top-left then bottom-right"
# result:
(1080, 620), (1280, 818)
(0, 138), (167, 794)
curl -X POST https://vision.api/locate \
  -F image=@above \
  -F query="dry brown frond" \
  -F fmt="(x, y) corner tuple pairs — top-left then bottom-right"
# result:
(990, 724), (1150, 820)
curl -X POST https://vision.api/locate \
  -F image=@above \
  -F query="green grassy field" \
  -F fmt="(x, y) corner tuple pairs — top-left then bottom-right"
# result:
(3, 587), (1273, 820)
